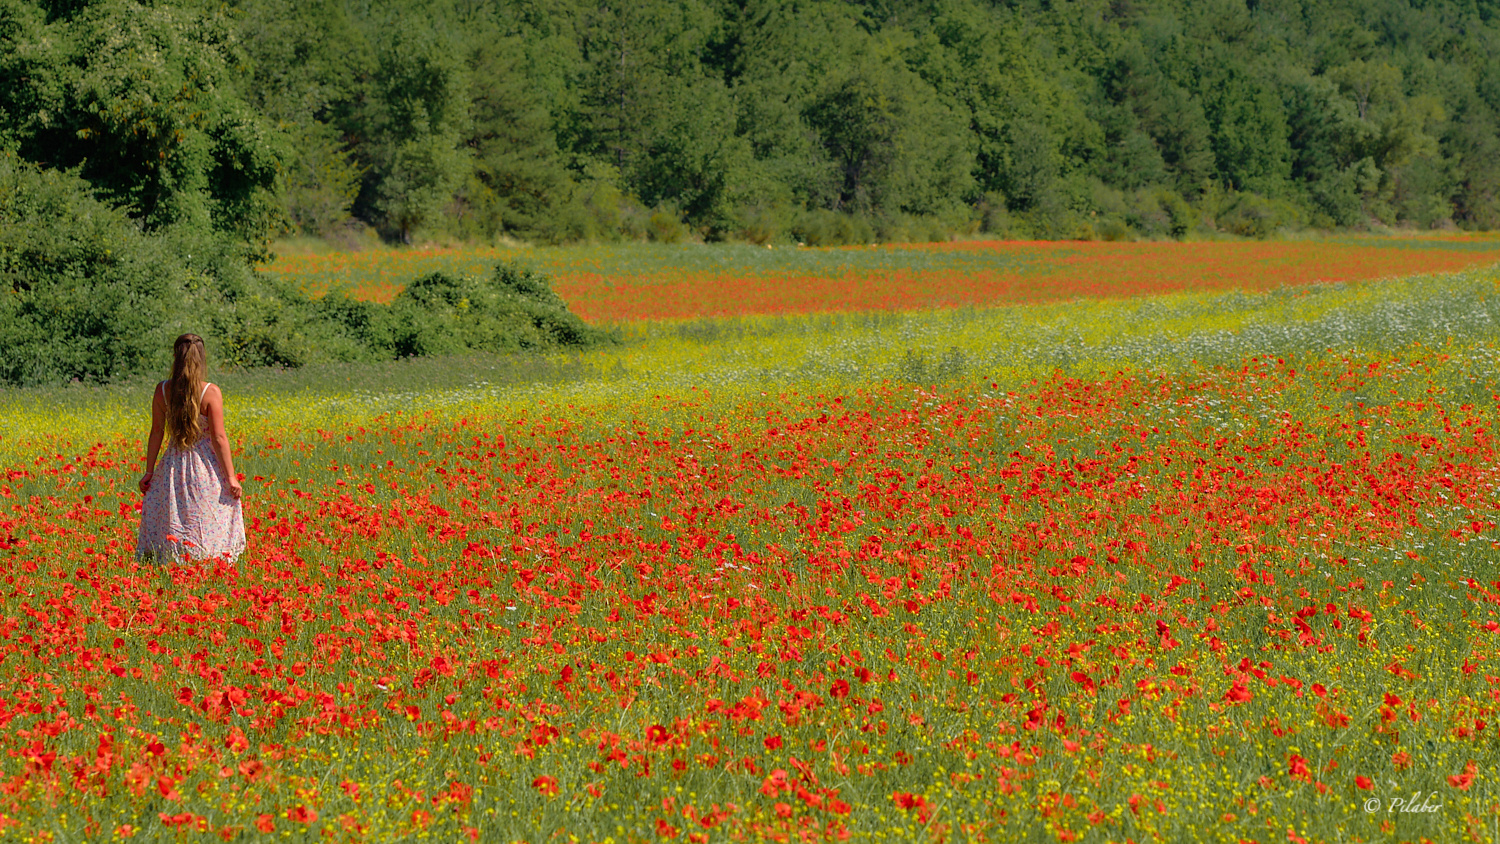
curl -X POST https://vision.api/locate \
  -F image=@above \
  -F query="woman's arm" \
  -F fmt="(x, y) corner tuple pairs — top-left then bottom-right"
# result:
(203, 384), (243, 500)
(139, 384), (165, 493)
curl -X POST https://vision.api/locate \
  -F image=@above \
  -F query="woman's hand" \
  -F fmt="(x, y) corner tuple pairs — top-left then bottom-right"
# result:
(138, 472), (153, 494)
(226, 477), (243, 500)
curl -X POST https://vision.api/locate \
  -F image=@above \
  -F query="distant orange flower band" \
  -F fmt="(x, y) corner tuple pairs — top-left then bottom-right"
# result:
(261, 237), (1500, 322)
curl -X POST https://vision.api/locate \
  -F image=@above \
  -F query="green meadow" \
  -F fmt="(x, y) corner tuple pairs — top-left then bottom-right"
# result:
(5, 264), (1498, 453)
(1, 261), (1499, 843)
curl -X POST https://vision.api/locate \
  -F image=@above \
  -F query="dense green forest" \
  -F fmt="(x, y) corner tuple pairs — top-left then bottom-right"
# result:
(3, 0), (1498, 248)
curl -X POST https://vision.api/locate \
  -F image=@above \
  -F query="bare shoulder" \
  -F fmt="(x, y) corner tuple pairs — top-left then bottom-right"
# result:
(200, 382), (226, 413)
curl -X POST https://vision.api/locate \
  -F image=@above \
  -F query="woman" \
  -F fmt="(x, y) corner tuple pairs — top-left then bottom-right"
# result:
(136, 334), (246, 562)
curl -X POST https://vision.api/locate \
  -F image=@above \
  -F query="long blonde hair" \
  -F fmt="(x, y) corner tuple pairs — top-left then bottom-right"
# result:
(165, 334), (207, 449)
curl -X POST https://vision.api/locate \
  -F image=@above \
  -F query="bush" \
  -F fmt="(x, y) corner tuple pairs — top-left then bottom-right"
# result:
(976, 192), (1022, 238)
(1155, 189), (1197, 238)
(875, 212), (957, 244)
(209, 271), (322, 369)
(791, 209), (874, 246)
(646, 206), (688, 243)
(1094, 216), (1134, 242)
(377, 262), (611, 356)
(275, 262), (613, 363)
(0, 157), (610, 385)
(732, 204), (792, 245)
(0, 157), (191, 385)
(1216, 192), (1303, 238)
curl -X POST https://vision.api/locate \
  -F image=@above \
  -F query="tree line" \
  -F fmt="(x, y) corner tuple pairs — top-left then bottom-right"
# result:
(3, 0), (1500, 251)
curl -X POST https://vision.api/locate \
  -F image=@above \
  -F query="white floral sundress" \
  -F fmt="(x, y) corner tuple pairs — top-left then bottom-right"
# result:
(136, 382), (246, 562)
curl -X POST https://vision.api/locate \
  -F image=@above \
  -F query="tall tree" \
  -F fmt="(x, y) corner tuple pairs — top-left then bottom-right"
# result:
(802, 40), (975, 216)
(461, 35), (580, 241)
(2, 0), (283, 247)
(355, 23), (472, 241)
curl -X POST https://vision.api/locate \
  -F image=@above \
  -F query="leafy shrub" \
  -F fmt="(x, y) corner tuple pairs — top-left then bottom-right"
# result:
(238, 262), (613, 366)
(732, 204), (791, 245)
(976, 192), (1020, 237)
(1155, 189), (1197, 238)
(208, 271), (322, 369)
(387, 262), (609, 353)
(1, 2), (283, 247)
(0, 157), (609, 386)
(1216, 192), (1303, 239)
(1094, 216), (1134, 242)
(646, 207), (688, 243)
(791, 209), (874, 246)
(875, 212), (959, 243)
(0, 157), (189, 385)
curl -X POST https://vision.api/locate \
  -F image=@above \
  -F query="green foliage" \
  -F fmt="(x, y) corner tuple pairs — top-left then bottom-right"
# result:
(800, 40), (976, 216)
(790, 208), (875, 246)
(0, 155), (607, 385)
(207, 260), (613, 371)
(459, 36), (579, 244)
(646, 206), (688, 243)
(9, 0), (1500, 249)
(0, 154), (313, 380)
(279, 121), (364, 237)
(359, 25), (472, 242)
(0, 156), (184, 385)
(372, 262), (612, 357)
(1, 0), (284, 249)
(1216, 192), (1304, 239)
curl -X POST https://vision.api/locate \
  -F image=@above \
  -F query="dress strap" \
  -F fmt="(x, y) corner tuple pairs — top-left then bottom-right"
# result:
(200, 382), (212, 401)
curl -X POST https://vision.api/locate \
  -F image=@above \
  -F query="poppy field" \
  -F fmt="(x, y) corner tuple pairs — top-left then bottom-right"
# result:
(3, 246), (1500, 843)
(258, 235), (1500, 322)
